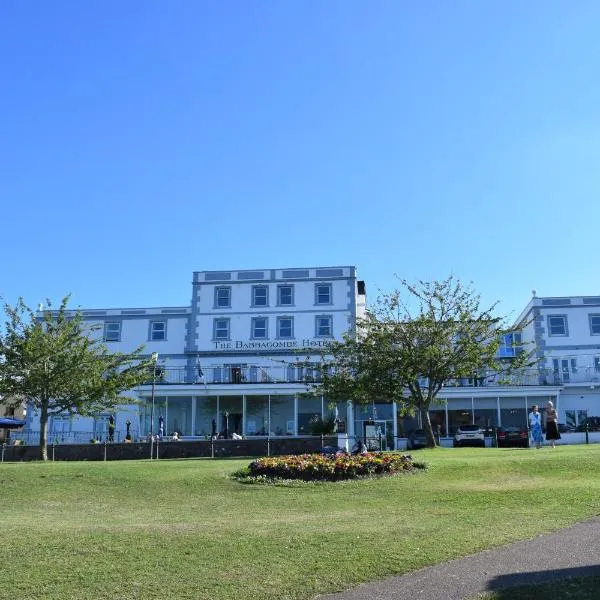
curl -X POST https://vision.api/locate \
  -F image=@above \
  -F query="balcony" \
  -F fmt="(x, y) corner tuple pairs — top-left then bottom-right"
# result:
(145, 364), (600, 389)
(445, 367), (600, 388)
(145, 365), (322, 386)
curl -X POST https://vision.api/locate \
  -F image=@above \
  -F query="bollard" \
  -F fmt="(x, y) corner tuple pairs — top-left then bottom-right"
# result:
(150, 438), (153, 460)
(211, 438), (214, 459)
(52, 444), (55, 462)
(1, 443), (5, 463)
(585, 422), (589, 445)
(267, 437), (270, 457)
(156, 439), (159, 460)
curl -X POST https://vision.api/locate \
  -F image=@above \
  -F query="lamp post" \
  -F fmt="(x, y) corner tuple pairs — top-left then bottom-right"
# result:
(150, 352), (159, 458)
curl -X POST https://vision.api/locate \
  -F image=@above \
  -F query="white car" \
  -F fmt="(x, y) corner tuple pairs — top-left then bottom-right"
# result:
(453, 424), (485, 448)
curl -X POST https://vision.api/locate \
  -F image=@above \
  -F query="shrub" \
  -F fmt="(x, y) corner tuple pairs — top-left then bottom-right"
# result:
(237, 452), (423, 482)
(309, 414), (336, 435)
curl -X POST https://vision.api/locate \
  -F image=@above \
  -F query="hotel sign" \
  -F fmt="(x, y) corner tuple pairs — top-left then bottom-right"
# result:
(213, 339), (332, 351)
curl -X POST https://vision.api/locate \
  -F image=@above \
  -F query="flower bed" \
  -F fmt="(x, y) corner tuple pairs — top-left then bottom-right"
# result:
(236, 452), (423, 482)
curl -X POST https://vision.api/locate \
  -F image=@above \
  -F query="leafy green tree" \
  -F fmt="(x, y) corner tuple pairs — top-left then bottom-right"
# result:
(311, 277), (534, 447)
(0, 296), (152, 460)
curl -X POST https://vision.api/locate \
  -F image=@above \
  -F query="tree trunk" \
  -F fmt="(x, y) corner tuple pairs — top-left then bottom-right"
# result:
(421, 407), (438, 448)
(39, 401), (49, 461)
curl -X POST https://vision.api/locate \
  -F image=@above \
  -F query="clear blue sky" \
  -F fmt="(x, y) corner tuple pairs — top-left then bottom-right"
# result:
(2, 1), (599, 320)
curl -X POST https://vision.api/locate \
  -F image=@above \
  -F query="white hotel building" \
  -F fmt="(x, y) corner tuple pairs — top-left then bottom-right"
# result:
(20, 268), (600, 447)
(25, 266), (367, 443)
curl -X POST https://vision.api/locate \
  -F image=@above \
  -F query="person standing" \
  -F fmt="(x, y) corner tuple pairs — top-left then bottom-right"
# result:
(545, 400), (561, 448)
(529, 404), (543, 449)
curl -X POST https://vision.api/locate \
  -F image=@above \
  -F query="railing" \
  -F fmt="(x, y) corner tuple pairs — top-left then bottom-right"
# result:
(147, 365), (323, 386)
(143, 365), (600, 388)
(7, 430), (136, 445)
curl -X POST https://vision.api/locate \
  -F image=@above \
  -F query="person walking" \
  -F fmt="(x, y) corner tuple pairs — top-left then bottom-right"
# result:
(529, 404), (543, 449)
(545, 400), (561, 448)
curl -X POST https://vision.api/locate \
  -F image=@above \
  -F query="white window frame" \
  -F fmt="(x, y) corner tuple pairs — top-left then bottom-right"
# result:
(50, 416), (72, 438)
(547, 315), (568, 337)
(589, 314), (600, 335)
(251, 317), (268, 339)
(150, 320), (166, 341)
(252, 285), (269, 307)
(94, 414), (111, 440)
(213, 318), (230, 340)
(214, 286), (232, 309)
(103, 322), (121, 342)
(277, 316), (294, 339)
(315, 315), (333, 338)
(315, 283), (332, 305)
(277, 285), (294, 306)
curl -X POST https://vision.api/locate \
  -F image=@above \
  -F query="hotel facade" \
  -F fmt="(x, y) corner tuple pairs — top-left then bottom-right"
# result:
(17, 269), (600, 447)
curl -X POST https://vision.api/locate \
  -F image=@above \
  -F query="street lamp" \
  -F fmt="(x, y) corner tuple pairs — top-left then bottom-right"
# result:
(150, 352), (159, 439)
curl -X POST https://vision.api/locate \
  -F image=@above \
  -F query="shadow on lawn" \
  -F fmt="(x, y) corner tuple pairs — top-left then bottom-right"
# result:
(486, 565), (600, 598)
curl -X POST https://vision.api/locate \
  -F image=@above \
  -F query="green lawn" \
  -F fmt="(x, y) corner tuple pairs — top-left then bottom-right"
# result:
(1, 446), (600, 600)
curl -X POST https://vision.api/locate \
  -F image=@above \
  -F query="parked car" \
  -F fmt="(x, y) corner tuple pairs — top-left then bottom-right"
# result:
(407, 429), (428, 450)
(453, 424), (485, 448)
(496, 426), (529, 448)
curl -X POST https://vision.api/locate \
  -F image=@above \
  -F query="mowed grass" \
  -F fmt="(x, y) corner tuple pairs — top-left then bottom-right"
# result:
(1, 446), (600, 600)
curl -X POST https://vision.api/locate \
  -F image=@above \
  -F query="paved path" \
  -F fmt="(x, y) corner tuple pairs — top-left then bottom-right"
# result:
(317, 517), (600, 600)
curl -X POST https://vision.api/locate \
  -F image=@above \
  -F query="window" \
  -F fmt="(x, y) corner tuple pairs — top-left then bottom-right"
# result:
(315, 283), (332, 305)
(94, 415), (111, 440)
(277, 317), (293, 338)
(51, 416), (71, 439)
(150, 321), (166, 341)
(316, 315), (333, 337)
(548, 315), (567, 336)
(213, 318), (230, 340)
(252, 286), (268, 307)
(214, 286), (231, 308)
(552, 358), (574, 383)
(252, 317), (268, 339)
(103, 322), (121, 342)
(595, 357), (600, 373)
(590, 315), (600, 335)
(277, 285), (294, 306)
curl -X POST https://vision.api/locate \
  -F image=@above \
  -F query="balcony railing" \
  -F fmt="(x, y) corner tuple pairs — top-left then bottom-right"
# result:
(147, 365), (323, 386)
(145, 365), (600, 388)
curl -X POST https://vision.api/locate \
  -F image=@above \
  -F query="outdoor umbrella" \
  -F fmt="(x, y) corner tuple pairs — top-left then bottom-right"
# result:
(0, 417), (25, 429)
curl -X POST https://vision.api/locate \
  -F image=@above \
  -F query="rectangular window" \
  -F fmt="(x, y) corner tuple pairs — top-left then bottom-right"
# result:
(277, 285), (294, 306)
(214, 286), (231, 308)
(277, 317), (293, 338)
(548, 315), (567, 336)
(590, 315), (600, 335)
(552, 358), (571, 383)
(315, 283), (332, 305)
(150, 321), (166, 341)
(316, 315), (333, 337)
(213, 318), (230, 340)
(595, 357), (600, 372)
(252, 286), (268, 307)
(103, 322), (121, 342)
(252, 317), (268, 339)
(94, 415), (111, 440)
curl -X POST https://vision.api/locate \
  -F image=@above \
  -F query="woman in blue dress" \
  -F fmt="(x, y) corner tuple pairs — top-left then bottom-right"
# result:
(529, 404), (543, 449)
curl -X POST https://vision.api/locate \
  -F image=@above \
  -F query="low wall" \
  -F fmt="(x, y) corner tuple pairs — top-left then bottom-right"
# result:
(0, 436), (339, 462)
